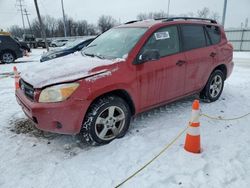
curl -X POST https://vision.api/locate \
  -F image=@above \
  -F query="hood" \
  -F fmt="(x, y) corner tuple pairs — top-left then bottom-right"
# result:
(42, 47), (67, 57)
(22, 52), (121, 88)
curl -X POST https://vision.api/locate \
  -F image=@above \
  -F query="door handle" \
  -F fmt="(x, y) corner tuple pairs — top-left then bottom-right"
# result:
(176, 60), (186, 66)
(210, 52), (217, 58)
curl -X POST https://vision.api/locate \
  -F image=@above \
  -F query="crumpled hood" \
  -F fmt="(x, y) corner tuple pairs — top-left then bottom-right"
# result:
(21, 52), (119, 88)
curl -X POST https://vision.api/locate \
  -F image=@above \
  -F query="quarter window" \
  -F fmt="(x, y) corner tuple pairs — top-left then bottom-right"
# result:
(142, 26), (180, 57)
(181, 25), (206, 51)
(205, 25), (221, 45)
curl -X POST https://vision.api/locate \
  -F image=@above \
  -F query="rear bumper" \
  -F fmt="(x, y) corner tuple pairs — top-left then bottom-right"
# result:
(15, 89), (90, 134)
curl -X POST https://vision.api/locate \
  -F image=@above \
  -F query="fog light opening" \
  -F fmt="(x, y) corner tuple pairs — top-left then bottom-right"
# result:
(56, 122), (63, 129)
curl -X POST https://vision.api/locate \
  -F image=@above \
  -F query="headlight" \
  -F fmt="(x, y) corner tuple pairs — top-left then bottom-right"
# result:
(39, 83), (79, 103)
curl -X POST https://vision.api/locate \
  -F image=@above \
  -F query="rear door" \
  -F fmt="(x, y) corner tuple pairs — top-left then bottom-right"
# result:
(180, 24), (216, 94)
(136, 25), (186, 110)
(205, 25), (222, 65)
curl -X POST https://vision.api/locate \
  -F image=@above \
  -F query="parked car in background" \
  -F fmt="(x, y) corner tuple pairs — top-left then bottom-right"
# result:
(16, 17), (233, 145)
(36, 38), (46, 48)
(19, 41), (31, 52)
(14, 37), (31, 52)
(22, 34), (37, 49)
(0, 32), (23, 63)
(50, 39), (69, 47)
(40, 37), (95, 62)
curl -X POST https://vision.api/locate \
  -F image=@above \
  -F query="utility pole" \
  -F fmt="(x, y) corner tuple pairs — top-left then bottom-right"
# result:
(61, 0), (67, 37)
(34, 0), (49, 51)
(24, 9), (32, 34)
(16, 0), (26, 34)
(167, 0), (171, 18)
(222, 0), (228, 27)
(245, 18), (249, 28)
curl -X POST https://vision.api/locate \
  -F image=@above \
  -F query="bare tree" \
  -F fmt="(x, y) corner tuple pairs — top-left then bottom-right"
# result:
(137, 11), (167, 20)
(76, 20), (88, 35)
(30, 19), (41, 37)
(197, 7), (210, 18)
(210, 12), (220, 22)
(98, 15), (116, 33)
(87, 24), (97, 35)
(44, 15), (57, 37)
(152, 11), (168, 19)
(137, 13), (149, 20)
(196, 7), (220, 22)
(98, 15), (117, 33)
(8, 25), (23, 38)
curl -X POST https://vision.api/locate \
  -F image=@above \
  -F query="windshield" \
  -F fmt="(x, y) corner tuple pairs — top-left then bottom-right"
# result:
(63, 39), (84, 49)
(82, 27), (147, 59)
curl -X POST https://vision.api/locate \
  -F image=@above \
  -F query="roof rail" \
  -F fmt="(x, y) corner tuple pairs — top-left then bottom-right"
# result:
(124, 20), (141, 24)
(154, 17), (169, 20)
(0, 31), (11, 35)
(163, 17), (217, 24)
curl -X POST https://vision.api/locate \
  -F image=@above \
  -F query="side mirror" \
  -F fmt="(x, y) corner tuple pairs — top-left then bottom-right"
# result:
(137, 49), (160, 64)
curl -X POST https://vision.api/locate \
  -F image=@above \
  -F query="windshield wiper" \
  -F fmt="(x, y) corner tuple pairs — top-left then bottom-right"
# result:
(83, 52), (105, 59)
(83, 44), (97, 50)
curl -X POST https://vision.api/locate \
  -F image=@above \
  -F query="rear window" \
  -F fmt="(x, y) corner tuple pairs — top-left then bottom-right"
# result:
(205, 25), (221, 45)
(181, 25), (206, 51)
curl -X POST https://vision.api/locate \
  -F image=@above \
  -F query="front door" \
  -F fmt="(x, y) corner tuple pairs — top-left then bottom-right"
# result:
(136, 25), (186, 110)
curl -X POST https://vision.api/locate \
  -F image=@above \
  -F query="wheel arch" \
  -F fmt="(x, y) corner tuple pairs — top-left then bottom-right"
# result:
(212, 64), (227, 80)
(0, 49), (17, 59)
(87, 89), (136, 116)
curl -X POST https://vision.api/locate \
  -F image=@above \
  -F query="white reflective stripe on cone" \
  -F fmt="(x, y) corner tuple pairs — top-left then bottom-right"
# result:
(190, 109), (200, 123)
(187, 126), (200, 136)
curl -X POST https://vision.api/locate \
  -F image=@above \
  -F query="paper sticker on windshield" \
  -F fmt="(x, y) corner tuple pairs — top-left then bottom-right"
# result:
(154, 31), (170, 40)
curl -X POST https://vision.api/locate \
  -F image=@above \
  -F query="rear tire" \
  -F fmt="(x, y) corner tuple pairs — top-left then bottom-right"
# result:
(80, 95), (131, 145)
(200, 70), (225, 102)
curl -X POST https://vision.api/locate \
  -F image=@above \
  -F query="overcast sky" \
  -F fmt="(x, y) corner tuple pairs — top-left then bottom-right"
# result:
(0, 0), (249, 30)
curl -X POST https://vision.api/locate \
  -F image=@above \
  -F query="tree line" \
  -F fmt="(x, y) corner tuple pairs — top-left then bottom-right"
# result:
(8, 7), (220, 39)
(9, 14), (117, 38)
(136, 8), (220, 21)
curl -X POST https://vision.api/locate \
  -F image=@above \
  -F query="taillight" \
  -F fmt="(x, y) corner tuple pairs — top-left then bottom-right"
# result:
(228, 42), (233, 50)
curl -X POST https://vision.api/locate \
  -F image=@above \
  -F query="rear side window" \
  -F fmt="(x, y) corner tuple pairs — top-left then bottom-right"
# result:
(181, 25), (206, 51)
(0, 36), (14, 44)
(205, 25), (221, 45)
(142, 26), (180, 57)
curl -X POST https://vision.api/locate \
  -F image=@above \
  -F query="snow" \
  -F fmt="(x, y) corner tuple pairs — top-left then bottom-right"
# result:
(0, 50), (250, 188)
(21, 52), (120, 88)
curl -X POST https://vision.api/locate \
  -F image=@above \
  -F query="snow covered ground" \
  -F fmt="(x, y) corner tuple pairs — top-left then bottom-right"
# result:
(0, 50), (250, 188)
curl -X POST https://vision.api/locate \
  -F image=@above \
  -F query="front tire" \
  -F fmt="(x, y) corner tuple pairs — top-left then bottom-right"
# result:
(200, 70), (225, 102)
(81, 95), (131, 145)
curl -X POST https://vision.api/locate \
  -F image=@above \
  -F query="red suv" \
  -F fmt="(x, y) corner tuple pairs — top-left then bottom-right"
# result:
(16, 17), (233, 145)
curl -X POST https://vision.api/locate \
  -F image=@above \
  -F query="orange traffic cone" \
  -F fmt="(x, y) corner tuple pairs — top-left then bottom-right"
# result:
(13, 66), (20, 90)
(184, 100), (201, 153)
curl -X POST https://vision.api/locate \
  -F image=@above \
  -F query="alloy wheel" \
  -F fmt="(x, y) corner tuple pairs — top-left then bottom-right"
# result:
(2, 53), (14, 63)
(94, 106), (125, 141)
(209, 75), (223, 98)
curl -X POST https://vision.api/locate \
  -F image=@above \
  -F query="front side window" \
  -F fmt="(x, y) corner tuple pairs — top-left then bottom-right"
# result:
(141, 26), (180, 57)
(205, 25), (221, 45)
(83, 27), (147, 59)
(181, 25), (206, 51)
